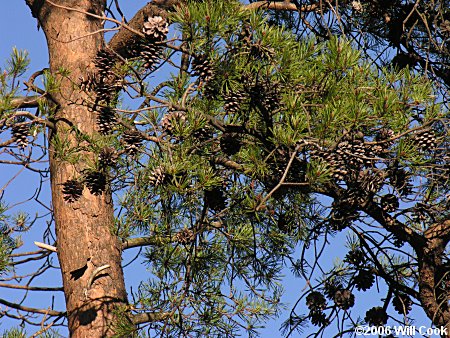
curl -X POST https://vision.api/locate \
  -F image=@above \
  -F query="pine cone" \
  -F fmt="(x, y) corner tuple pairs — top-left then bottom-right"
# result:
(335, 140), (359, 168)
(224, 91), (246, 114)
(261, 88), (280, 112)
(392, 293), (412, 315)
(381, 193), (399, 212)
(192, 126), (213, 142)
(333, 289), (355, 310)
(175, 228), (195, 244)
(93, 77), (121, 103)
(306, 291), (327, 312)
(328, 206), (357, 231)
(345, 249), (365, 266)
(324, 279), (343, 300)
(98, 147), (118, 168)
(365, 307), (388, 326)
(94, 49), (116, 78)
(249, 40), (276, 60)
(97, 106), (117, 134)
(142, 16), (169, 41)
(249, 83), (280, 113)
(311, 149), (348, 180)
(388, 166), (412, 196)
(62, 179), (84, 203)
(122, 130), (143, 155)
(192, 54), (214, 82)
(205, 187), (226, 211)
(160, 111), (186, 134)
(309, 310), (329, 327)
(359, 169), (384, 194)
(11, 120), (29, 149)
(354, 269), (375, 291)
(79, 74), (96, 92)
(220, 132), (242, 155)
(375, 128), (395, 149)
(83, 171), (107, 195)
(140, 42), (163, 69)
(125, 38), (143, 59)
(414, 129), (437, 150)
(148, 166), (166, 187)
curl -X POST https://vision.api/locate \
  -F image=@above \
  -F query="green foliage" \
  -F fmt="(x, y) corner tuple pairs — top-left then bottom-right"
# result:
(0, 328), (64, 338)
(7, 48), (30, 79)
(110, 1), (447, 335)
(1, 328), (27, 338)
(0, 202), (16, 275)
(0, 48), (30, 117)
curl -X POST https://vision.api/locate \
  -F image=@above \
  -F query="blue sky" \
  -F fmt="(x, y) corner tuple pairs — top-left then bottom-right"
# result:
(0, 1), (440, 337)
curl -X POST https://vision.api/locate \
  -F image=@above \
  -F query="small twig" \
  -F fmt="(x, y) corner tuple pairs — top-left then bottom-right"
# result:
(30, 317), (57, 338)
(256, 145), (303, 211)
(13, 111), (55, 130)
(6, 95), (44, 109)
(24, 68), (47, 95)
(181, 82), (196, 108)
(122, 236), (174, 250)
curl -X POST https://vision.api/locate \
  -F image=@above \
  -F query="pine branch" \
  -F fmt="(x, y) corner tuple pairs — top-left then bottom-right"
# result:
(361, 199), (426, 252)
(12, 111), (55, 130)
(108, 2), (172, 58)
(122, 236), (174, 250)
(424, 219), (450, 244)
(213, 157), (243, 171)
(245, 1), (319, 12)
(6, 96), (44, 109)
(0, 297), (65, 317)
(131, 311), (171, 324)
(0, 282), (63, 292)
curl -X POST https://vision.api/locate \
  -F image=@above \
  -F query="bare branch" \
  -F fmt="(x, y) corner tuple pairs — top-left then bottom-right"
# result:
(122, 236), (174, 250)
(213, 157), (244, 171)
(245, 1), (319, 12)
(0, 282), (63, 292)
(6, 96), (44, 109)
(0, 297), (65, 317)
(131, 311), (171, 324)
(34, 241), (57, 252)
(13, 111), (55, 130)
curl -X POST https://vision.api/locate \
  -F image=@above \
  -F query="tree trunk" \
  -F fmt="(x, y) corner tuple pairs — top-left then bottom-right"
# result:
(26, 1), (127, 337)
(418, 236), (450, 338)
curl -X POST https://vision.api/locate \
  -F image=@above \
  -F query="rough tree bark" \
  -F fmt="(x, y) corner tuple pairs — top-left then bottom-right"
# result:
(25, 0), (127, 337)
(419, 225), (450, 337)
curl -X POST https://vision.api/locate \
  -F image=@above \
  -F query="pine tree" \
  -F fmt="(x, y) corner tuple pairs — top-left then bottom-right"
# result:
(1, 1), (450, 337)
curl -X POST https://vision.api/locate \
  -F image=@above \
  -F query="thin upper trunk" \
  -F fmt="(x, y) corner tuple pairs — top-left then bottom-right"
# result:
(26, 1), (127, 336)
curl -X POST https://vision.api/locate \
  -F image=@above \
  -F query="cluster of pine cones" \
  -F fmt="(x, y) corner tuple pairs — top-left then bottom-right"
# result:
(306, 286), (356, 327)
(62, 170), (107, 202)
(80, 15), (169, 151)
(311, 130), (387, 182)
(61, 147), (119, 202)
(308, 128), (423, 230)
(135, 15), (169, 69)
